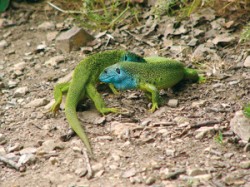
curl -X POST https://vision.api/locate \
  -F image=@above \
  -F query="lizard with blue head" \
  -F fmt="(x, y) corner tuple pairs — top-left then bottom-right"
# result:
(99, 58), (201, 113)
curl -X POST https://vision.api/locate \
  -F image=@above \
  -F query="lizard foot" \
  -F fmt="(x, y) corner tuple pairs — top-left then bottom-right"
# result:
(149, 103), (159, 113)
(100, 107), (120, 115)
(49, 102), (61, 116)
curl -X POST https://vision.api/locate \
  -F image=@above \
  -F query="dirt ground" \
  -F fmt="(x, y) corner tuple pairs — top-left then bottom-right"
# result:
(0, 2), (250, 187)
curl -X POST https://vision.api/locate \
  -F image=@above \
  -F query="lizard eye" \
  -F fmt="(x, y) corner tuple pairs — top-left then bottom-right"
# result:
(104, 70), (107, 74)
(116, 68), (120, 74)
(124, 55), (127, 61)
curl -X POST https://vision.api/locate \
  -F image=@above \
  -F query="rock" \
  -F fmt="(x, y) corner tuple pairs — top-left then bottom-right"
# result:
(57, 71), (73, 83)
(14, 87), (29, 97)
(239, 161), (250, 169)
(46, 31), (59, 42)
(165, 149), (176, 157)
(0, 133), (6, 145)
(13, 62), (26, 71)
(19, 147), (37, 155)
(244, 143), (250, 152)
(18, 153), (36, 165)
(7, 143), (22, 152)
(193, 174), (212, 181)
(36, 43), (47, 52)
(224, 171), (247, 186)
(44, 56), (64, 67)
(0, 40), (8, 49)
(244, 56), (250, 67)
(145, 176), (156, 185)
(187, 168), (207, 176)
(8, 80), (18, 88)
(212, 34), (235, 45)
(24, 98), (49, 108)
(94, 170), (105, 178)
(38, 21), (55, 30)
(78, 110), (106, 125)
(187, 38), (199, 47)
(167, 99), (179, 107)
(75, 168), (87, 177)
(38, 139), (64, 154)
(110, 121), (137, 138)
(230, 110), (250, 143)
(92, 163), (104, 172)
(195, 126), (216, 139)
(0, 146), (6, 155)
(122, 168), (137, 178)
(56, 27), (94, 53)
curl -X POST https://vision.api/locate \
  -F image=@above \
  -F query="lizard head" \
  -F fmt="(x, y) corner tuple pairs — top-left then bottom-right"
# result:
(99, 63), (137, 90)
(121, 52), (146, 63)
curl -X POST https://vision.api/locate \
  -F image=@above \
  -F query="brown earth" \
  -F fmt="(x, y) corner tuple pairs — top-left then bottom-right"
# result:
(0, 2), (250, 187)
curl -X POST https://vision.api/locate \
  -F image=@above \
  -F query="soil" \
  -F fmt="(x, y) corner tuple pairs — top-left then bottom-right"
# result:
(0, 2), (250, 187)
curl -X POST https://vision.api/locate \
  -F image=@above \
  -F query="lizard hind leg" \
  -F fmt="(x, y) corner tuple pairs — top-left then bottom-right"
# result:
(139, 83), (160, 112)
(50, 82), (70, 115)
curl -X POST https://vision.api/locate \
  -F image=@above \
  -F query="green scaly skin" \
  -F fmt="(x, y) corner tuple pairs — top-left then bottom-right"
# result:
(50, 50), (145, 155)
(99, 59), (200, 112)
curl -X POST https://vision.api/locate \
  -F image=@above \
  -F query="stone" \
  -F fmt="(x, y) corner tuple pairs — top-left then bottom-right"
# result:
(36, 44), (47, 52)
(244, 143), (250, 152)
(212, 34), (235, 45)
(19, 147), (37, 155)
(38, 21), (55, 30)
(244, 56), (250, 67)
(8, 80), (18, 88)
(239, 161), (250, 169)
(78, 110), (106, 125)
(165, 149), (176, 157)
(187, 168), (207, 176)
(0, 133), (6, 145)
(7, 143), (22, 152)
(122, 168), (137, 178)
(230, 110), (250, 143)
(18, 153), (36, 165)
(195, 126), (216, 139)
(0, 40), (8, 49)
(92, 163), (104, 172)
(187, 38), (199, 47)
(0, 146), (6, 155)
(167, 99), (179, 107)
(46, 31), (59, 42)
(38, 139), (63, 153)
(56, 27), (94, 53)
(145, 176), (156, 185)
(44, 56), (64, 67)
(24, 98), (49, 108)
(110, 121), (137, 137)
(193, 174), (212, 181)
(14, 87), (29, 97)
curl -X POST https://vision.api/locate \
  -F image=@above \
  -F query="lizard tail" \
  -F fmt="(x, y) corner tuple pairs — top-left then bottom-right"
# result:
(183, 68), (200, 82)
(65, 106), (93, 155)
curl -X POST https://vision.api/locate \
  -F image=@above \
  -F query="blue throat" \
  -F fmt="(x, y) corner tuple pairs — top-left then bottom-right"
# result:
(113, 76), (137, 90)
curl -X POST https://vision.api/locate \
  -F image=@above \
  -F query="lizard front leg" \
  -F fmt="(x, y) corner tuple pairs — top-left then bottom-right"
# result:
(139, 83), (160, 112)
(86, 83), (119, 115)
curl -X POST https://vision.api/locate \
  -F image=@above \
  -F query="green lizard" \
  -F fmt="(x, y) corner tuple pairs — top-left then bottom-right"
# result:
(99, 59), (200, 112)
(50, 50), (145, 155)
